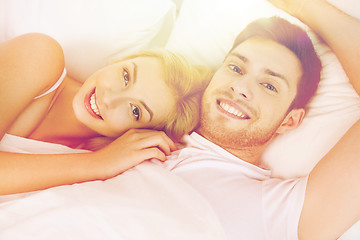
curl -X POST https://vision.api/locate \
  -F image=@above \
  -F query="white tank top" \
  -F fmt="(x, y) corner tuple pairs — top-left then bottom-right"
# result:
(33, 68), (67, 99)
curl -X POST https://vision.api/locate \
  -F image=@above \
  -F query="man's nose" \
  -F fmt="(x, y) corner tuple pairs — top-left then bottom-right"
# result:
(229, 77), (253, 100)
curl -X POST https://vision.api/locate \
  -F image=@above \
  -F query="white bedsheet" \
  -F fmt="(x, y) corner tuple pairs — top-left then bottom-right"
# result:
(0, 134), (227, 240)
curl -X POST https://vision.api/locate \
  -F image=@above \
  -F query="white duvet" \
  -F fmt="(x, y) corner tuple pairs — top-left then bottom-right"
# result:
(0, 134), (227, 240)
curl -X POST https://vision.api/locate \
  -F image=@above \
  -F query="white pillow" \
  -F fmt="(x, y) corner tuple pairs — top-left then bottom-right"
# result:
(0, 0), (176, 81)
(166, 0), (360, 178)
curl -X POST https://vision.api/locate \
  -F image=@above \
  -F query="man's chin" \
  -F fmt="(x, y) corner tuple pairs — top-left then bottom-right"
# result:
(198, 118), (276, 149)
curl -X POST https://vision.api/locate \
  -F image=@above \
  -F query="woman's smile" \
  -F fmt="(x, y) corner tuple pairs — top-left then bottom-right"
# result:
(84, 88), (103, 120)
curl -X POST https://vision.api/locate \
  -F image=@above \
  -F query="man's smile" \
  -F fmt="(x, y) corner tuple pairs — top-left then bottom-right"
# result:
(216, 98), (250, 119)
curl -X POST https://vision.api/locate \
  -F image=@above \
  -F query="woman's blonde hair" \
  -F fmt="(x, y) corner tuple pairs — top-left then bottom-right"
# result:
(120, 49), (213, 141)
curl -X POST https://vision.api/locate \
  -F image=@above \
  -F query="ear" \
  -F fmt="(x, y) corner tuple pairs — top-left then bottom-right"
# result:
(276, 108), (305, 134)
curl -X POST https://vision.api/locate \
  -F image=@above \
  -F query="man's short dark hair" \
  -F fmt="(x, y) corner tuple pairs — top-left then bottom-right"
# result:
(230, 17), (322, 110)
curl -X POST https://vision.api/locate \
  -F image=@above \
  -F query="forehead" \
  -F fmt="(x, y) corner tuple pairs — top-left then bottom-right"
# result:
(120, 56), (166, 88)
(126, 56), (175, 123)
(123, 56), (162, 75)
(228, 37), (303, 88)
(129, 56), (167, 90)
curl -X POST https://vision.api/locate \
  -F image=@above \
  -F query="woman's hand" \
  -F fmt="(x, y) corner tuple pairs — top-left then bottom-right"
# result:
(0, 129), (176, 195)
(91, 129), (177, 180)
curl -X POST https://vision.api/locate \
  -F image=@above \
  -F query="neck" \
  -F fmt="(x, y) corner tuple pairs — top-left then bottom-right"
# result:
(196, 127), (271, 167)
(221, 144), (267, 166)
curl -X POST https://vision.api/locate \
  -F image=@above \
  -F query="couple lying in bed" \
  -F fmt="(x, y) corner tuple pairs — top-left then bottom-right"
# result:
(1, 0), (359, 239)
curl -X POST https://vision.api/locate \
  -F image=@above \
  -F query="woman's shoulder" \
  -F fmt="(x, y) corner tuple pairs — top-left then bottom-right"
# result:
(0, 33), (65, 98)
(0, 33), (65, 137)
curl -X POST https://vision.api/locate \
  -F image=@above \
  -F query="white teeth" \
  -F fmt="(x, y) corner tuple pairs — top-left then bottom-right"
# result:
(219, 101), (247, 119)
(90, 93), (101, 117)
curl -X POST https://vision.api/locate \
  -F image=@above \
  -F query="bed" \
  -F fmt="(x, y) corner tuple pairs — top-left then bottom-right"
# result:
(1, 0), (360, 239)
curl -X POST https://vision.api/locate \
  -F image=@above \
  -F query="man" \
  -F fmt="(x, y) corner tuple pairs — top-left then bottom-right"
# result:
(161, 0), (360, 239)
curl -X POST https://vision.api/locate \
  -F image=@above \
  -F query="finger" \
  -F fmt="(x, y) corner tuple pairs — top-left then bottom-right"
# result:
(130, 129), (177, 151)
(137, 135), (172, 155)
(138, 147), (167, 162)
(165, 135), (177, 151)
(124, 129), (168, 142)
(135, 132), (176, 154)
(152, 132), (177, 152)
(156, 131), (177, 152)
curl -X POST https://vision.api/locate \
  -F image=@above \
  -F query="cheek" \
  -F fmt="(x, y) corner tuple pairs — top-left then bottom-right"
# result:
(257, 98), (281, 121)
(83, 71), (101, 87)
(77, 77), (95, 98)
(259, 100), (289, 126)
(209, 76), (228, 90)
(153, 101), (174, 123)
(105, 108), (132, 132)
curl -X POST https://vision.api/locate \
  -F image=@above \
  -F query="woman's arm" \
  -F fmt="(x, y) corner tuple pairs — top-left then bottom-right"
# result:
(0, 33), (65, 138)
(0, 150), (97, 195)
(268, 0), (360, 239)
(0, 129), (176, 195)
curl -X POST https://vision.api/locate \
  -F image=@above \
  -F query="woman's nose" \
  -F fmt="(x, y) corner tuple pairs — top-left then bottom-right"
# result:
(97, 75), (121, 91)
(97, 79), (123, 108)
(102, 91), (120, 108)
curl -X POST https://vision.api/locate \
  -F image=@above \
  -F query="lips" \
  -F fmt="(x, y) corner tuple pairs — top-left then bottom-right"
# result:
(85, 88), (103, 120)
(216, 98), (251, 120)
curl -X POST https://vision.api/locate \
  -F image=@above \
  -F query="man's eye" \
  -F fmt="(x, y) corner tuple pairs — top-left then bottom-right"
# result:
(123, 68), (130, 87)
(229, 64), (244, 75)
(262, 83), (278, 93)
(131, 104), (140, 121)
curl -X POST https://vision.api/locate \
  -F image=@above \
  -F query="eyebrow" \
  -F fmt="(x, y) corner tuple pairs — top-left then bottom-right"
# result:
(227, 52), (248, 63)
(229, 52), (289, 88)
(130, 62), (153, 121)
(132, 62), (138, 84)
(140, 100), (153, 122)
(264, 69), (289, 88)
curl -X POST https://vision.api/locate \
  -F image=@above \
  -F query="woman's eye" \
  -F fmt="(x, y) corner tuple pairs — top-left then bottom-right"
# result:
(262, 83), (278, 93)
(229, 64), (244, 75)
(123, 68), (130, 87)
(131, 104), (140, 121)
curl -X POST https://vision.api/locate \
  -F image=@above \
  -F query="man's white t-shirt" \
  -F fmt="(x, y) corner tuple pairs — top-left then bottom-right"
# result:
(160, 132), (308, 240)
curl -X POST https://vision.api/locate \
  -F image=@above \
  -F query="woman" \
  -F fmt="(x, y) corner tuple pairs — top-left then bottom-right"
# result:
(0, 33), (212, 195)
